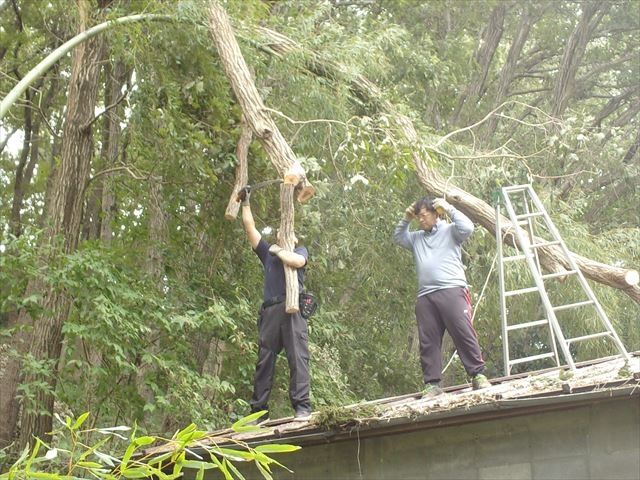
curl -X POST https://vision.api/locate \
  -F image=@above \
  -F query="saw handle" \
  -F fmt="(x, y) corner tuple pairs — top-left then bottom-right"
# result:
(236, 186), (251, 203)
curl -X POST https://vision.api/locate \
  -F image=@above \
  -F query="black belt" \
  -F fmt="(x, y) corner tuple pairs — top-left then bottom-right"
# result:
(262, 295), (286, 309)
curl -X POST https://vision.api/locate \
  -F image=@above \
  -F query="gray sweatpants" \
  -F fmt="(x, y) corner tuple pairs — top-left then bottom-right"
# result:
(250, 302), (311, 413)
(415, 287), (485, 384)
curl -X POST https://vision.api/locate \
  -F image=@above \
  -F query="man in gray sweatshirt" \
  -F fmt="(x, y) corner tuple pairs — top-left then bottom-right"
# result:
(393, 196), (490, 398)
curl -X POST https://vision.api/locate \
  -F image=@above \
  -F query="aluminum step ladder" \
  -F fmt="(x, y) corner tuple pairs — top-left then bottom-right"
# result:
(495, 184), (630, 375)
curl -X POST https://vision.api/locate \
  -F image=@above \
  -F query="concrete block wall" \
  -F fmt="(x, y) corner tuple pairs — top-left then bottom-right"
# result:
(203, 396), (639, 480)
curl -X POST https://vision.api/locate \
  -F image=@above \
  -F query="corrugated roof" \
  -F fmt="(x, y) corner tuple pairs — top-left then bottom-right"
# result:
(207, 354), (640, 448)
(145, 353), (639, 456)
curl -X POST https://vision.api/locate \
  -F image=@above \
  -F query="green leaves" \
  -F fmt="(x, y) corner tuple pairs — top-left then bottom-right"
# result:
(2, 412), (300, 480)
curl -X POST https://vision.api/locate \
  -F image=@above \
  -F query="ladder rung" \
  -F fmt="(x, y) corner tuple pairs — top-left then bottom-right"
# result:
(566, 332), (611, 344)
(553, 300), (595, 311)
(503, 254), (528, 262)
(505, 286), (540, 297)
(515, 212), (544, 220)
(503, 185), (529, 193)
(506, 319), (548, 331)
(509, 352), (556, 366)
(542, 270), (578, 280)
(529, 240), (561, 249)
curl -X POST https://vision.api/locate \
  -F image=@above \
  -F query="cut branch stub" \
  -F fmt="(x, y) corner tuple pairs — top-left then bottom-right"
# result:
(286, 162), (315, 203)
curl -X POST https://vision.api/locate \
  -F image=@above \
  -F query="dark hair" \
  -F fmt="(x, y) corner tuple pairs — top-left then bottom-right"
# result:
(414, 197), (436, 215)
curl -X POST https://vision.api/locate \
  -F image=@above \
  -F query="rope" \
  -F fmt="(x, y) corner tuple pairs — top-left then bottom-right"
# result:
(442, 251), (498, 374)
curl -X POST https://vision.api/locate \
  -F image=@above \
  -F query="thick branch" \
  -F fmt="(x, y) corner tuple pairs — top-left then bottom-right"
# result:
(225, 115), (252, 220)
(280, 184), (299, 313)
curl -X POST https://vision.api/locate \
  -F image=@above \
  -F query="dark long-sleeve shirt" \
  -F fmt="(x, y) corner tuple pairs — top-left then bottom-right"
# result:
(393, 207), (474, 297)
(254, 239), (308, 300)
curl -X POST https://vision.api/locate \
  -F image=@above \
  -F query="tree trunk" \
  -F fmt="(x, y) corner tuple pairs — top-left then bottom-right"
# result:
(450, 3), (507, 126)
(483, 3), (536, 139)
(551, 1), (608, 117)
(250, 26), (640, 304)
(8, 74), (59, 237)
(135, 175), (168, 417)
(0, 0), (105, 449)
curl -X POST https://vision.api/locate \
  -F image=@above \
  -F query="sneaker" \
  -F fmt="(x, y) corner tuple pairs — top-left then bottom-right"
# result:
(471, 373), (491, 390)
(293, 409), (312, 422)
(421, 383), (444, 399)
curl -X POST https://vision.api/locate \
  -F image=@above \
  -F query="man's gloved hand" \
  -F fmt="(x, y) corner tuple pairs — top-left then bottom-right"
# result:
(432, 198), (452, 216)
(405, 202), (417, 220)
(238, 186), (251, 205)
(269, 244), (284, 256)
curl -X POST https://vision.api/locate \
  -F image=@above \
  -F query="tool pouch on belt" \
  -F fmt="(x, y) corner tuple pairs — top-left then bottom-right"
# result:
(299, 292), (318, 319)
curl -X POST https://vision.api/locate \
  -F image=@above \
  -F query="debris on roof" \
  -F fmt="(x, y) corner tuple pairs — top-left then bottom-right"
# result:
(210, 354), (640, 446)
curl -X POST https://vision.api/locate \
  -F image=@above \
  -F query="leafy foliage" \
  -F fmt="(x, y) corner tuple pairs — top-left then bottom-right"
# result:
(0, 411), (299, 479)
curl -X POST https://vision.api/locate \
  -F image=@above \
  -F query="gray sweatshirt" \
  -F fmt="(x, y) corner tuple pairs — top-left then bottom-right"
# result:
(393, 207), (474, 297)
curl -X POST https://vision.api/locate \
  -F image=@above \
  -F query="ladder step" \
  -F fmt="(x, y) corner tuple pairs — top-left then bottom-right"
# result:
(502, 185), (529, 193)
(506, 319), (548, 331)
(515, 212), (544, 220)
(509, 352), (556, 366)
(529, 240), (561, 249)
(566, 332), (611, 344)
(504, 254), (528, 262)
(505, 286), (540, 297)
(553, 300), (595, 311)
(542, 270), (578, 280)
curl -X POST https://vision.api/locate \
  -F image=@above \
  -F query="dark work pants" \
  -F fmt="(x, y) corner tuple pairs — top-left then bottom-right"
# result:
(415, 287), (485, 384)
(250, 302), (311, 413)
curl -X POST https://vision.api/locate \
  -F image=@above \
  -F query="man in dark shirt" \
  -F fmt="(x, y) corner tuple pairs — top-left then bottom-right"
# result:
(241, 190), (312, 422)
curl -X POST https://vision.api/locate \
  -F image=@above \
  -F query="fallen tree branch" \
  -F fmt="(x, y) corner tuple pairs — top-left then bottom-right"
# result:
(208, 1), (317, 311)
(253, 25), (640, 304)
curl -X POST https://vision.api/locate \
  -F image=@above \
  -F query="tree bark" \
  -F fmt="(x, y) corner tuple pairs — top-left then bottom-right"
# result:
(83, 56), (128, 242)
(9, 88), (34, 237)
(102, 60), (128, 243)
(225, 115), (252, 220)
(484, 3), (536, 139)
(591, 85), (638, 129)
(450, 3), (507, 126)
(8, 73), (60, 237)
(551, 1), (608, 117)
(252, 26), (640, 304)
(207, 1), (314, 199)
(280, 183), (299, 312)
(0, 0), (105, 449)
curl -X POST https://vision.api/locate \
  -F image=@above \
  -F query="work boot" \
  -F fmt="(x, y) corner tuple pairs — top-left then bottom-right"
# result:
(421, 382), (444, 399)
(293, 409), (312, 422)
(471, 373), (491, 390)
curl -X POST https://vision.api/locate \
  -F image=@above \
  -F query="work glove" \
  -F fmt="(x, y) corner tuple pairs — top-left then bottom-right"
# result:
(432, 198), (452, 216)
(269, 244), (284, 256)
(238, 186), (251, 205)
(405, 202), (417, 220)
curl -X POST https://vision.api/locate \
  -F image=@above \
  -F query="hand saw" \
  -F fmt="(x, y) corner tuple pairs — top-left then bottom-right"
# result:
(235, 178), (283, 202)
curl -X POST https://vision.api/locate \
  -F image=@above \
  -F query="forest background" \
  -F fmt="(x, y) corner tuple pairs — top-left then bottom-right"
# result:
(0, 0), (638, 457)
